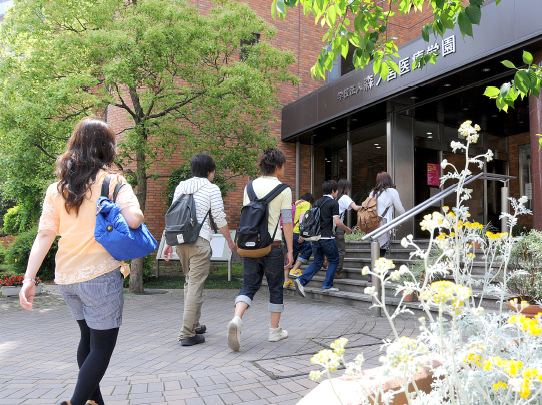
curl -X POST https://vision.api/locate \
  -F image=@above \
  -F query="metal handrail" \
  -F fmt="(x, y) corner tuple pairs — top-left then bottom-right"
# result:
(361, 173), (516, 241)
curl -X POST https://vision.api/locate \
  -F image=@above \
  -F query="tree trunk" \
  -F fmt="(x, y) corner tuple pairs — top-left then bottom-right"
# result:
(128, 128), (148, 294)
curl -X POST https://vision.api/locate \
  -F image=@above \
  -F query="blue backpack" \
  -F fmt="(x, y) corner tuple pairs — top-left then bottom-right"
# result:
(94, 175), (157, 261)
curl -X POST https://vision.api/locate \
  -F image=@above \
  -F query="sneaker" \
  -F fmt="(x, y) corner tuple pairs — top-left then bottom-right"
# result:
(180, 334), (205, 346)
(269, 326), (289, 342)
(323, 287), (339, 293)
(289, 269), (303, 278)
(227, 316), (243, 351)
(294, 278), (306, 298)
(283, 280), (294, 288)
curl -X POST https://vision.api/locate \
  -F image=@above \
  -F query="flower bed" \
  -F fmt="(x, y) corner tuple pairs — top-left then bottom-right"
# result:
(0, 274), (42, 297)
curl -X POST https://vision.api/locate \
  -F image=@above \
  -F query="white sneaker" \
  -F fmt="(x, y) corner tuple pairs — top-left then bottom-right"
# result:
(323, 287), (339, 292)
(269, 326), (289, 342)
(227, 316), (243, 351)
(294, 278), (306, 298)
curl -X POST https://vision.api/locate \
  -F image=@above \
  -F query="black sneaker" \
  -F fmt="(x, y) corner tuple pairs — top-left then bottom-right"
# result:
(195, 325), (206, 334)
(180, 334), (205, 346)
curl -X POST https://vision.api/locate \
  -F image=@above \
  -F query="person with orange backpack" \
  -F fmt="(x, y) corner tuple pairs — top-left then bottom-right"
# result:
(359, 172), (405, 282)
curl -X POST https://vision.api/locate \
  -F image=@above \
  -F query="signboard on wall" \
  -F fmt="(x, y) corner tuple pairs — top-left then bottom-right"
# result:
(427, 163), (440, 186)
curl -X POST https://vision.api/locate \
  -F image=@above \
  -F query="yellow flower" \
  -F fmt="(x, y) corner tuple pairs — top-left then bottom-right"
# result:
(492, 381), (508, 391)
(519, 379), (531, 398)
(14, 258), (17, 262)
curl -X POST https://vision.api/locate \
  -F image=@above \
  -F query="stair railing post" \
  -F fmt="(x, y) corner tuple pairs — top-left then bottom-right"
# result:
(371, 240), (382, 317)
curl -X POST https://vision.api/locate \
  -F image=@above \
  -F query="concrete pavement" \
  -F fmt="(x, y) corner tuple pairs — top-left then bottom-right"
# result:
(0, 285), (419, 404)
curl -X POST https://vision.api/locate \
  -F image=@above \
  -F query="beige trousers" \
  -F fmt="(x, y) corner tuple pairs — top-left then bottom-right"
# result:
(175, 237), (211, 339)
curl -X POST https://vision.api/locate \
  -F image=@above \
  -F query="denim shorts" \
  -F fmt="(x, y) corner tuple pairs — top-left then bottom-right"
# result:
(58, 267), (124, 330)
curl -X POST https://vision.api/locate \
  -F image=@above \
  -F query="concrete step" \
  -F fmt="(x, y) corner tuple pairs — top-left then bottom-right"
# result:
(280, 272), (511, 313)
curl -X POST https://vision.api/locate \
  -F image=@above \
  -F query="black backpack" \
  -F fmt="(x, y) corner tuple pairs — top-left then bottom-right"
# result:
(164, 193), (217, 246)
(299, 202), (322, 242)
(236, 181), (289, 258)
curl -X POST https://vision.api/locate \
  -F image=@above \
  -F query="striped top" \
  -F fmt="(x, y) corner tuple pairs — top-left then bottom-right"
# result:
(173, 177), (228, 241)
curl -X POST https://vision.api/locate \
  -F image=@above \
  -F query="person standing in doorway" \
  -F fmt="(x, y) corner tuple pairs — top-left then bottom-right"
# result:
(294, 180), (351, 297)
(369, 172), (405, 260)
(335, 179), (362, 279)
(19, 118), (144, 405)
(162, 153), (236, 347)
(227, 147), (294, 352)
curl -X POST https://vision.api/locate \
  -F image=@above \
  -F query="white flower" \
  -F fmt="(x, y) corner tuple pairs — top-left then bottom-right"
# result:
(399, 265), (408, 275)
(407, 234), (413, 241)
(364, 286), (376, 296)
(450, 141), (464, 152)
(441, 159), (448, 169)
(471, 307), (484, 319)
(309, 370), (324, 381)
(390, 271), (401, 281)
(361, 266), (370, 275)
(401, 237), (408, 248)
(519, 196), (528, 205)
(486, 149), (494, 162)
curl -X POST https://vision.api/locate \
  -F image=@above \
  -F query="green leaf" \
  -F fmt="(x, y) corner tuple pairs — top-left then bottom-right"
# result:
(537, 134), (542, 151)
(501, 60), (516, 69)
(465, 5), (481, 25)
(523, 51), (533, 65)
(532, 85), (540, 98)
(276, 0), (286, 15)
(483, 86), (500, 98)
(366, 40), (374, 53)
(435, 0), (445, 9)
(271, 0), (276, 19)
(514, 70), (530, 94)
(388, 60), (399, 74)
(422, 25), (429, 42)
(499, 82), (511, 98)
(457, 11), (473, 38)
(381, 62), (389, 80)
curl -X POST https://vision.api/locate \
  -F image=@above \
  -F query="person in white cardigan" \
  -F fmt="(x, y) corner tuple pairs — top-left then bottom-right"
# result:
(368, 172), (406, 259)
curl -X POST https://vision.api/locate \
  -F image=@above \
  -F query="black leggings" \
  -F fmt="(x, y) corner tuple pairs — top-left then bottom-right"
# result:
(71, 320), (119, 405)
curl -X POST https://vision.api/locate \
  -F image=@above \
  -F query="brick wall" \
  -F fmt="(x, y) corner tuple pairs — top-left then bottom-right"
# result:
(108, 1), (435, 238)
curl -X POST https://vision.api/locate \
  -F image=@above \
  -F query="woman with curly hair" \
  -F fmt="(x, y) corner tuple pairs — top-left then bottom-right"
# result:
(19, 117), (144, 405)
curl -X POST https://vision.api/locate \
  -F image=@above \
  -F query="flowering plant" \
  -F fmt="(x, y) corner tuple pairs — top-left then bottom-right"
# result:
(309, 121), (542, 404)
(0, 273), (41, 287)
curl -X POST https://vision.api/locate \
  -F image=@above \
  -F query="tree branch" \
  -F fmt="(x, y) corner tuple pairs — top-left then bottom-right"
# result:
(147, 92), (205, 119)
(113, 83), (136, 118)
(32, 143), (58, 161)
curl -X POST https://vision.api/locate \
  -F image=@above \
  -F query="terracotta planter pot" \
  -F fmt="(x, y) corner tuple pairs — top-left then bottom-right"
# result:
(1, 285), (42, 297)
(403, 292), (415, 302)
(507, 300), (542, 319)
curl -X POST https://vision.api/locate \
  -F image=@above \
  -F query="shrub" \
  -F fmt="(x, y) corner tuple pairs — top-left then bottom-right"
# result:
(164, 163), (234, 207)
(506, 229), (542, 303)
(123, 254), (155, 287)
(3, 206), (24, 236)
(6, 227), (59, 280)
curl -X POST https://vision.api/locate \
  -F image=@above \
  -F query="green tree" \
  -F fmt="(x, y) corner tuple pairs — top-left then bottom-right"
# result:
(0, 0), (298, 292)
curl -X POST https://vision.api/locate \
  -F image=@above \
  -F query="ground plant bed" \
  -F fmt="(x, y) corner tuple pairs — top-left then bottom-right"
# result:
(1, 285), (42, 297)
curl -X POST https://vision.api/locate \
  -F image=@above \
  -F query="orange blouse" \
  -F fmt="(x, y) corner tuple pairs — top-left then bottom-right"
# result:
(38, 170), (140, 284)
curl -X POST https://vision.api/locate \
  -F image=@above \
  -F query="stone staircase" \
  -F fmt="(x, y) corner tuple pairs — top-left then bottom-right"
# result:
(274, 240), (511, 316)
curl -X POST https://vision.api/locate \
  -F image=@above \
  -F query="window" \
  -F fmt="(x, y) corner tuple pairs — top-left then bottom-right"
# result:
(240, 33), (260, 61)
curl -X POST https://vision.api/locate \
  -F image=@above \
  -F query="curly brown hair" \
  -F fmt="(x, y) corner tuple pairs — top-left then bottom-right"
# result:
(56, 117), (118, 215)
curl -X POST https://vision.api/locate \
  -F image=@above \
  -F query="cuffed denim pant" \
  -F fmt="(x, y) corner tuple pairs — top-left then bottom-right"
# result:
(298, 238), (340, 290)
(176, 237), (211, 339)
(235, 245), (285, 312)
(293, 232), (313, 264)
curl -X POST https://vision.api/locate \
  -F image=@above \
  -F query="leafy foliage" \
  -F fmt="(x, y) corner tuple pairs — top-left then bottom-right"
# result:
(271, 0), (489, 80)
(506, 230), (542, 304)
(2, 205), (35, 236)
(6, 227), (59, 280)
(164, 164), (234, 207)
(484, 51), (542, 131)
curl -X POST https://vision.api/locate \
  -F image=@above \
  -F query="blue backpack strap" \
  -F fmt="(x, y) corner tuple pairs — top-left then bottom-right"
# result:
(246, 180), (258, 202)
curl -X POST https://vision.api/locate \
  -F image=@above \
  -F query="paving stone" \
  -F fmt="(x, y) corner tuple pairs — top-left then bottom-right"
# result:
(0, 285), (419, 404)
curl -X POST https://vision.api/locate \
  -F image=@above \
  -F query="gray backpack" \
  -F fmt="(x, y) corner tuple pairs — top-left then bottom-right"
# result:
(164, 193), (217, 245)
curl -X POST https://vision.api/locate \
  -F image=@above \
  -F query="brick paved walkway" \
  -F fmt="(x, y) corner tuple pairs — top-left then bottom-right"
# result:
(0, 285), (419, 404)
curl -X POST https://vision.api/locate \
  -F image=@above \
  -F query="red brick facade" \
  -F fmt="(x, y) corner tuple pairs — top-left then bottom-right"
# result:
(106, 2), (437, 238)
